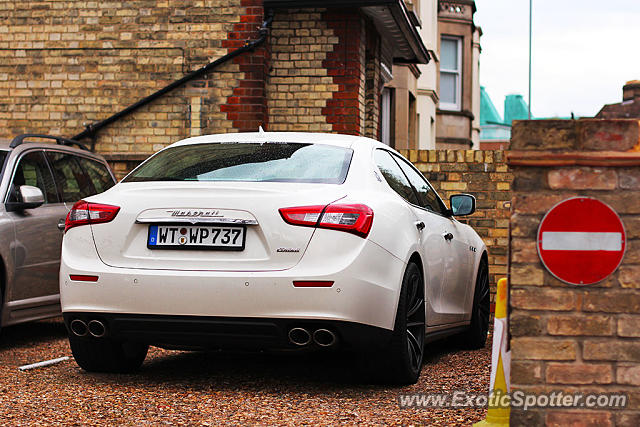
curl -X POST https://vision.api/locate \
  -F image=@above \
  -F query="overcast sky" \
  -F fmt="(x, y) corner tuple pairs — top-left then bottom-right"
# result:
(474, 0), (640, 119)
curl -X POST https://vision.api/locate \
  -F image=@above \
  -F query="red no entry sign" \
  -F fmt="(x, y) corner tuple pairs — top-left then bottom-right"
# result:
(537, 197), (626, 285)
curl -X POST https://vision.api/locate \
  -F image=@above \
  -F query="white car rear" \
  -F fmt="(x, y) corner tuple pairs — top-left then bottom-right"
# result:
(60, 132), (488, 383)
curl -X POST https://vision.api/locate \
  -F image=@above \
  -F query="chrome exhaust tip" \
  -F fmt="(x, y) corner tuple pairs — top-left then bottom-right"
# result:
(313, 328), (337, 347)
(288, 327), (311, 346)
(87, 320), (107, 338)
(70, 319), (88, 337)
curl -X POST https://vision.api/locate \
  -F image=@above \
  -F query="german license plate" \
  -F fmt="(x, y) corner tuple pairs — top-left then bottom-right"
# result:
(147, 225), (245, 250)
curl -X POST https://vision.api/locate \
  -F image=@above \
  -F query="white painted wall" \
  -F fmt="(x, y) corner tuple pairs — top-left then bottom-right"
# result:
(416, 0), (439, 149)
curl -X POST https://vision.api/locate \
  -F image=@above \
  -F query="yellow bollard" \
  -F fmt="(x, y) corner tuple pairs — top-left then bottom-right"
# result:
(474, 278), (510, 427)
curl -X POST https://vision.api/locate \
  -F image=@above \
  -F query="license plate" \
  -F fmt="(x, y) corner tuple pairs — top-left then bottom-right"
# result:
(147, 225), (246, 250)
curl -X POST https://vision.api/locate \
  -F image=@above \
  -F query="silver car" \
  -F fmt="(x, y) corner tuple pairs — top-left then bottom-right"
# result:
(0, 134), (116, 332)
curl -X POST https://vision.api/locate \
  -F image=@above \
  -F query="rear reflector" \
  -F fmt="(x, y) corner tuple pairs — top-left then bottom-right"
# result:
(293, 281), (334, 288)
(69, 275), (99, 282)
(65, 200), (120, 232)
(279, 203), (373, 238)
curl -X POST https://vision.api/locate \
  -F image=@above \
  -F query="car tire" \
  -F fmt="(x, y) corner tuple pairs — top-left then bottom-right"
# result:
(361, 262), (425, 385)
(69, 337), (148, 373)
(461, 259), (490, 349)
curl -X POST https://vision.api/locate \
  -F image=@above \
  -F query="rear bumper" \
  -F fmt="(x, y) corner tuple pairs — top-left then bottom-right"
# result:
(60, 229), (406, 332)
(63, 312), (393, 351)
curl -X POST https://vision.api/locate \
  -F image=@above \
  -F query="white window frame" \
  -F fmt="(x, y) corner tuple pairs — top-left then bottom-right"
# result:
(439, 36), (462, 111)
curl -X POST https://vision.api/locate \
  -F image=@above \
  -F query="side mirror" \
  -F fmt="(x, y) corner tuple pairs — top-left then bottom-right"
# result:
(5, 185), (45, 212)
(449, 194), (476, 216)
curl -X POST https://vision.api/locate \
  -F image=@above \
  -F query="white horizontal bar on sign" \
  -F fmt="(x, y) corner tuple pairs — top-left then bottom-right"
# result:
(541, 232), (623, 251)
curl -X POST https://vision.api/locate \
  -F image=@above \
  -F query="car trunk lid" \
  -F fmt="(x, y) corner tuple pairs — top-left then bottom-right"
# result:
(89, 181), (346, 271)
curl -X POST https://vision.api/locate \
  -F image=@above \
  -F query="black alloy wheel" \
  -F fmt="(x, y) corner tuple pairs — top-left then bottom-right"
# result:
(404, 264), (426, 373)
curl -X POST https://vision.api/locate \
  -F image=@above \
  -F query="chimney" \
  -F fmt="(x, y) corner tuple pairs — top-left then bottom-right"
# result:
(622, 80), (640, 102)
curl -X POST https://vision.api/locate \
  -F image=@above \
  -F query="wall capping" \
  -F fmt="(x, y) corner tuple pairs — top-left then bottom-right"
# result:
(508, 150), (640, 167)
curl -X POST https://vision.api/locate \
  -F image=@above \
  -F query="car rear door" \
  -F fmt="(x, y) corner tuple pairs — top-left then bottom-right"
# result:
(5, 150), (66, 302)
(391, 153), (469, 324)
(373, 149), (452, 326)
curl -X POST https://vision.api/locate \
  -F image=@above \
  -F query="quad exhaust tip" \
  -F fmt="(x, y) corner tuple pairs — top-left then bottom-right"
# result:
(313, 328), (337, 347)
(87, 320), (107, 338)
(288, 327), (311, 346)
(288, 327), (337, 347)
(70, 319), (88, 337)
(70, 319), (107, 338)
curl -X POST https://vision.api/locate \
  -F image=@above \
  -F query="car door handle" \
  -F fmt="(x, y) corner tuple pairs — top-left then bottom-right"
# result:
(443, 232), (454, 241)
(57, 219), (66, 231)
(415, 221), (425, 231)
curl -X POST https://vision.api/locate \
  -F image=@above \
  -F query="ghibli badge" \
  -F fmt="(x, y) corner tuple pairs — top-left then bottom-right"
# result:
(277, 247), (301, 253)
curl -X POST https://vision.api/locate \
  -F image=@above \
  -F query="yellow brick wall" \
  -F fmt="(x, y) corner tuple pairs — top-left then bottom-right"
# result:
(400, 149), (512, 308)
(267, 9), (337, 133)
(0, 0), (248, 154)
(267, 8), (371, 136)
(2, 2), (385, 157)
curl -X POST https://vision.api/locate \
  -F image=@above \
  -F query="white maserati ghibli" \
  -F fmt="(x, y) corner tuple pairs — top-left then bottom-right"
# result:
(60, 132), (489, 384)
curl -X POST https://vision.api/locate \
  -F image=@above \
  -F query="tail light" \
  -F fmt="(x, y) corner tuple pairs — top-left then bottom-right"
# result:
(65, 200), (120, 232)
(279, 203), (373, 238)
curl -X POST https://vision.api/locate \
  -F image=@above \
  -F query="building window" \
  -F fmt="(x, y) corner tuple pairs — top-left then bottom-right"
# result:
(440, 36), (462, 111)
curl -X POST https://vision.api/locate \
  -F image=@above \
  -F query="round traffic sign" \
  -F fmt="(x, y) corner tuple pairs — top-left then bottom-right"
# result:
(537, 197), (626, 285)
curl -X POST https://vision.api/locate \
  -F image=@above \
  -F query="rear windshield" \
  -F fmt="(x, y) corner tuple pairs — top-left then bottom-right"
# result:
(123, 143), (353, 184)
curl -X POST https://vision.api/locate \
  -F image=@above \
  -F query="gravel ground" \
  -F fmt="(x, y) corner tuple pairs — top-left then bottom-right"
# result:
(0, 318), (490, 426)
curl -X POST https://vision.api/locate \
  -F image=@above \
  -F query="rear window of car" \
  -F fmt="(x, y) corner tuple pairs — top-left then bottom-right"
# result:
(123, 143), (353, 184)
(76, 157), (116, 193)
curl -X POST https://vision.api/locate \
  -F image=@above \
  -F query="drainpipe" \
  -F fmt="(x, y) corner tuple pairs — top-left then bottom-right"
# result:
(72, 9), (274, 149)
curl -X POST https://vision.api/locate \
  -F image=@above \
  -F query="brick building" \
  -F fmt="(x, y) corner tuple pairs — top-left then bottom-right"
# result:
(596, 80), (640, 119)
(0, 0), (431, 175)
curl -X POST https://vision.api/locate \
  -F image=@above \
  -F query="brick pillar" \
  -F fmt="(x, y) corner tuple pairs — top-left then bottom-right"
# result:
(220, 0), (269, 132)
(364, 27), (381, 140)
(322, 10), (366, 135)
(508, 119), (640, 426)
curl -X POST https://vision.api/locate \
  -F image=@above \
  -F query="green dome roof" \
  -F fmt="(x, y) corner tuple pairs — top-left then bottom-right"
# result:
(480, 86), (503, 125)
(504, 94), (531, 124)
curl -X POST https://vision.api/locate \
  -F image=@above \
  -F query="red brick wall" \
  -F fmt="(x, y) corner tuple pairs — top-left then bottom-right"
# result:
(508, 119), (640, 426)
(220, 0), (269, 132)
(322, 10), (366, 135)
